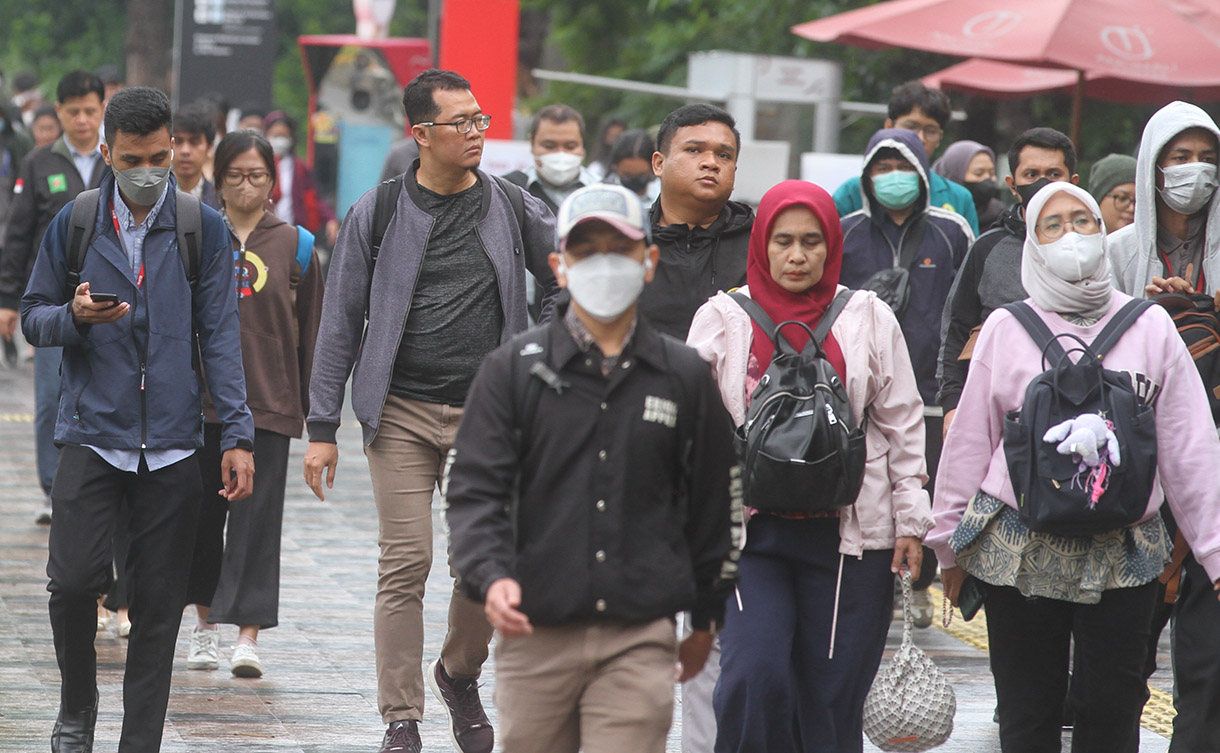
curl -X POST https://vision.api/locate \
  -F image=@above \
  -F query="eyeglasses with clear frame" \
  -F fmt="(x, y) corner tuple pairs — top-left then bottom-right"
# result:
(896, 120), (943, 140)
(418, 115), (492, 134)
(1036, 214), (1101, 240)
(1105, 192), (1135, 211)
(221, 170), (272, 187)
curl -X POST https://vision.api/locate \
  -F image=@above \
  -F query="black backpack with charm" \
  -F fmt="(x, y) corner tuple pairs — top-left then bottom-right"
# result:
(729, 290), (867, 514)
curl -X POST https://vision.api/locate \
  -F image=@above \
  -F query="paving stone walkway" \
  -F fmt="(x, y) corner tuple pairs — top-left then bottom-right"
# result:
(0, 359), (1172, 752)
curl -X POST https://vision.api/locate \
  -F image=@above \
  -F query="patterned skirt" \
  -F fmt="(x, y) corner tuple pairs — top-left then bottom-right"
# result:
(950, 491), (1171, 604)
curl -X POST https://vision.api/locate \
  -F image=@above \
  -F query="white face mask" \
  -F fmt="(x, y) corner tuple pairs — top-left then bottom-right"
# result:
(560, 253), (650, 322)
(268, 136), (293, 158)
(1040, 231), (1106, 282)
(1158, 162), (1218, 215)
(537, 151), (582, 187)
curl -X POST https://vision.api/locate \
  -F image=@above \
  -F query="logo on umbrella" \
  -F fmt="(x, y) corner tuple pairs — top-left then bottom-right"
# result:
(962, 10), (1022, 40)
(1100, 26), (1154, 61)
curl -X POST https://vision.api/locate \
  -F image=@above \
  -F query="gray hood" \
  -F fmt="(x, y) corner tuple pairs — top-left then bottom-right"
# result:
(1109, 101), (1220, 295)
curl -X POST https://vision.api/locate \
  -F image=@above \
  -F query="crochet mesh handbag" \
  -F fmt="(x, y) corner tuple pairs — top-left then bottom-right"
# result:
(862, 571), (956, 752)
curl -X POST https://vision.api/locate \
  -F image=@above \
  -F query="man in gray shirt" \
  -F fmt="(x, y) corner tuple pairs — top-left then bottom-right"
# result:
(303, 69), (558, 753)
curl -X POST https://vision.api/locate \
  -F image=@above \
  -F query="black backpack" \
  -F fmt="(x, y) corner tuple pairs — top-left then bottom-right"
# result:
(1001, 300), (1158, 537)
(729, 290), (867, 514)
(65, 188), (203, 296)
(1154, 292), (1220, 424)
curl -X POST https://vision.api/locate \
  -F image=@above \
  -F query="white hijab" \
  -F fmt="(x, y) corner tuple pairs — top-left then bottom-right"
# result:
(1021, 182), (1114, 318)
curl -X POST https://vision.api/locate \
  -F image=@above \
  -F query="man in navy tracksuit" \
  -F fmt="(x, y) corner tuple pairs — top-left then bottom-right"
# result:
(840, 128), (972, 624)
(21, 87), (254, 753)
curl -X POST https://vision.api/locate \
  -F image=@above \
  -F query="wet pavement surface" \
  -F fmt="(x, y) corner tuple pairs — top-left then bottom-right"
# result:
(0, 357), (1174, 752)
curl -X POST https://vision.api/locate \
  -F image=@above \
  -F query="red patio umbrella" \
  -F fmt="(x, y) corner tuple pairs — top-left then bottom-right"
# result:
(921, 58), (1220, 105)
(793, 0), (1220, 145)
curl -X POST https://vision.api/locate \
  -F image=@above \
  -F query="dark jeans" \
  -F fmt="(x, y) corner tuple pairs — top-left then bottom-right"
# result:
(186, 425), (290, 628)
(714, 516), (894, 753)
(984, 581), (1157, 753)
(47, 445), (202, 753)
(1168, 554), (1220, 753)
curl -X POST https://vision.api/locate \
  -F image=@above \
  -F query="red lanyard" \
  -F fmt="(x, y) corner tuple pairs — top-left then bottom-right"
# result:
(1158, 249), (1205, 291)
(111, 207), (144, 288)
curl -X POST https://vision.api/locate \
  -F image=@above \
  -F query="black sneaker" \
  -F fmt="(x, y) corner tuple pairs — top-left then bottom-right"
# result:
(427, 659), (494, 753)
(379, 720), (420, 753)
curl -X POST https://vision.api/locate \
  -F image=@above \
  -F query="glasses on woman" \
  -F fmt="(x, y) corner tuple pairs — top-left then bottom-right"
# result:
(1036, 214), (1101, 240)
(419, 115), (492, 134)
(222, 170), (272, 187)
(1106, 192), (1135, 211)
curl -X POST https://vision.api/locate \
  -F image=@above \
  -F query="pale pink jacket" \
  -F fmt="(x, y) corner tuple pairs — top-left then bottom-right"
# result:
(928, 293), (1220, 582)
(687, 285), (933, 557)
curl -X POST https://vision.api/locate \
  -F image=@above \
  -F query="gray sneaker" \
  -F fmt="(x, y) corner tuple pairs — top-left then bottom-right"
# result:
(186, 627), (220, 670)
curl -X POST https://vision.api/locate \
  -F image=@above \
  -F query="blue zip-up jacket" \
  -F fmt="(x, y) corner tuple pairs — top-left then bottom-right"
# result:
(840, 129), (973, 404)
(21, 172), (254, 453)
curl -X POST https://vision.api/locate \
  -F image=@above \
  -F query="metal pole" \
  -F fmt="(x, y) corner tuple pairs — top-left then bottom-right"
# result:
(428, 0), (443, 64)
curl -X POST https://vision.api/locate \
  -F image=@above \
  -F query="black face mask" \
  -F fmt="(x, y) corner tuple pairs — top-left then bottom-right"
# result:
(966, 178), (997, 210)
(618, 172), (652, 194)
(1014, 177), (1053, 206)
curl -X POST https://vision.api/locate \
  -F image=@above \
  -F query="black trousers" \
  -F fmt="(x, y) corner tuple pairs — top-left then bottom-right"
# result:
(185, 425), (290, 628)
(912, 412), (943, 590)
(1168, 554), (1220, 753)
(983, 581), (1157, 753)
(47, 445), (201, 753)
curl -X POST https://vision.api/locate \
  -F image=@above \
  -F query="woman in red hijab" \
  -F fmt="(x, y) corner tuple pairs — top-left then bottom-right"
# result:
(686, 180), (931, 752)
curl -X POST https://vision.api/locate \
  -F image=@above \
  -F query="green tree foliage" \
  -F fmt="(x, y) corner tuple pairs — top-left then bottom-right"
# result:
(0, 0), (126, 96)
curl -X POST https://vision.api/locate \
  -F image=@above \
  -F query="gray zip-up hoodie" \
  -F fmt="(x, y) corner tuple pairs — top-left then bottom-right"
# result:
(1109, 101), (1220, 296)
(307, 164), (559, 445)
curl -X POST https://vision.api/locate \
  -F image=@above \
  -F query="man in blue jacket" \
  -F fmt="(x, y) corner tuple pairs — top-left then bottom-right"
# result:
(21, 86), (255, 753)
(840, 127), (972, 628)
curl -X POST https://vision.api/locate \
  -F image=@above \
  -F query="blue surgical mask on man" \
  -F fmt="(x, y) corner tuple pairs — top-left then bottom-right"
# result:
(873, 171), (921, 210)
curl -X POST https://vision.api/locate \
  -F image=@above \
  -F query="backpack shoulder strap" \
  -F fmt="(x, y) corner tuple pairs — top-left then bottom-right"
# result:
(371, 174), (404, 268)
(1003, 301), (1068, 363)
(295, 226), (315, 277)
(66, 188), (102, 294)
(510, 326), (567, 456)
(175, 191), (203, 292)
(728, 291), (779, 337)
(811, 289), (856, 345)
(1091, 299), (1155, 359)
(493, 173), (527, 231)
(896, 215), (929, 270)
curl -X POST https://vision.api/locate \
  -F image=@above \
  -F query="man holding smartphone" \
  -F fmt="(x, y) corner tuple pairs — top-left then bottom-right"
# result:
(21, 86), (255, 753)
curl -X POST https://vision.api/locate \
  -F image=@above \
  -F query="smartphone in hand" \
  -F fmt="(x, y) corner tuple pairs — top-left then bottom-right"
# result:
(90, 293), (120, 308)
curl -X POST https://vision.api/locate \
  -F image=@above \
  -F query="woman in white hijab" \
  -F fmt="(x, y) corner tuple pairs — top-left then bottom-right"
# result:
(926, 182), (1220, 752)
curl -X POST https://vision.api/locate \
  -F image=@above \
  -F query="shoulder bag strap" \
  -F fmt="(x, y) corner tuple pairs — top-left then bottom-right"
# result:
(1003, 301), (1069, 364)
(1090, 299), (1155, 359)
(811, 289), (856, 346)
(66, 188), (102, 295)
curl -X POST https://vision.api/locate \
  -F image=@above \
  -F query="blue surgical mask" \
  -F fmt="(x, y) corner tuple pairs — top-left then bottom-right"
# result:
(872, 171), (921, 210)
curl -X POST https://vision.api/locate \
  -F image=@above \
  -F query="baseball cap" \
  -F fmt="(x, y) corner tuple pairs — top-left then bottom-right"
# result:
(557, 184), (650, 251)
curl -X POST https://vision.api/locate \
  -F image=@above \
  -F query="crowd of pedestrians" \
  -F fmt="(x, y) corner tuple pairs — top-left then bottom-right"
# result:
(1, 61), (1219, 753)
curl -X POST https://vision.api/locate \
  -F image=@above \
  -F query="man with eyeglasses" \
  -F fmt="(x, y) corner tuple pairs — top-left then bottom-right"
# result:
(1108, 101), (1220, 753)
(303, 68), (559, 753)
(834, 81), (979, 236)
(1088, 153), (1136, 233)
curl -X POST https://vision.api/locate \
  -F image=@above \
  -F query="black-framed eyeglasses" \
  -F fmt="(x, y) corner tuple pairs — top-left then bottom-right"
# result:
(221, 170), (272, 187)
(419, 115), (492, 134)
(1106, 192), (1135, 210)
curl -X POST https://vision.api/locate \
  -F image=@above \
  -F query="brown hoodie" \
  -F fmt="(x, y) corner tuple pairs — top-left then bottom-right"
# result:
(205, 210), (324, 437)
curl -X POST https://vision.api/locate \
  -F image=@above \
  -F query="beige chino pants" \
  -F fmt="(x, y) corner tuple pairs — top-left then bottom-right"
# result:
(365, 395), (494, 723)
(494, 617), (678, 753)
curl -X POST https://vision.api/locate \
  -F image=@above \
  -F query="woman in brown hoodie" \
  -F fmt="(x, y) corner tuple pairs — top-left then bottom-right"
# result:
(183, 129), (325, 678)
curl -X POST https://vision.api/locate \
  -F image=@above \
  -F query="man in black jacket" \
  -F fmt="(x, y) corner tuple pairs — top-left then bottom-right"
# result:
(638, 103), (754, 340)
(445, 184), (740, 753)
(937, 127), (1078, 432)
(0, 70), (109, 525)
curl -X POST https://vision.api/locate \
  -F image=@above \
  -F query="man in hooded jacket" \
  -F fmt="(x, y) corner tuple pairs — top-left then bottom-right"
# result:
(840, 128), (971, 625)
(1107, 100), (1220, 753)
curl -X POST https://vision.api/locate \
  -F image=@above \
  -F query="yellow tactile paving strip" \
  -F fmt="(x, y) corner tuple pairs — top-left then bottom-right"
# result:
(927, 585), (1175, 739)
(0, 413), (33, 422)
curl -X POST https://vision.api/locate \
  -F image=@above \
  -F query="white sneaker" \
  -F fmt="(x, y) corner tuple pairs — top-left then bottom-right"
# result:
(911, 587), (934, 629)
(230, 644), (263, 678)
(186, 627), (220, 670)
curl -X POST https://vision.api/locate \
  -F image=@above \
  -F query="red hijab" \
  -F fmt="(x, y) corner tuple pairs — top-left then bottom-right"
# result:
(746, 180), (847, 380)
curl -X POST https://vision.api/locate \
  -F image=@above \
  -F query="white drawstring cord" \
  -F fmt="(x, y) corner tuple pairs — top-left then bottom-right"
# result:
(828, 552), (845, 659)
